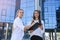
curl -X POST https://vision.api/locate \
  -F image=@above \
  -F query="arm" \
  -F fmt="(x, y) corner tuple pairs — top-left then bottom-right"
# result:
(38, 25), (43, 30)
(39, 20), (45, 33)
(42, 20), (45, 33)
(16, 18), (36, 32)
(24, 22), (36, 32)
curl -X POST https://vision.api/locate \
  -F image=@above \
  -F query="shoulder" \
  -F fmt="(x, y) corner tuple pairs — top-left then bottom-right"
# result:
(41, 20), (44, 24)
(41, 20), (44, 23)
(14, 17), (21, 23)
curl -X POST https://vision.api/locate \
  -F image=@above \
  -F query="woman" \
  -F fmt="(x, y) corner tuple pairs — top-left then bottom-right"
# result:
(11, 9), (36, 40)
(28, 10), (45, 40)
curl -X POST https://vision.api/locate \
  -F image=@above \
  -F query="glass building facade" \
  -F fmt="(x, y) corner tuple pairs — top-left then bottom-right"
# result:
(0, 0), (16, 23)
(44, 0), (60, 29)
(0, 0), (16, 40)
(43, 0), (60, 40)
(20, 0), (35, 25)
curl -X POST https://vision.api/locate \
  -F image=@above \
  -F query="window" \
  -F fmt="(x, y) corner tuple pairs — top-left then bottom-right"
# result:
(44, 0), (60, 29)
(1, 9), (6, 16)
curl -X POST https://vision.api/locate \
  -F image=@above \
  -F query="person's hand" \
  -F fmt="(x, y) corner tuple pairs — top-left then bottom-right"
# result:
(38, 25), (43, 30)
(24, 22), (36, 31)
(30, 22), (36, 27)
(30, 30), (34, 33)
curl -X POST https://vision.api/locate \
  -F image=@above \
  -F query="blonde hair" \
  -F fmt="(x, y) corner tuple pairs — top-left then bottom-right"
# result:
(16, 9), (23, 17)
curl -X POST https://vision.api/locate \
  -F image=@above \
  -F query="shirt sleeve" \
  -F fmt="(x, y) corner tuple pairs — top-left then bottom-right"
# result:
(41, 20), (45, 33)
(16, 19), (24, 31)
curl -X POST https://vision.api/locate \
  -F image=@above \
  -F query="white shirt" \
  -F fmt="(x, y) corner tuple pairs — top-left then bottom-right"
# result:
(28, 20), (45, 38)
(11, 17), (24, 40)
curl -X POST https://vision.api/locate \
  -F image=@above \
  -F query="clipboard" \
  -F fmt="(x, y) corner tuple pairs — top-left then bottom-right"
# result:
(28, 23), (39, 31)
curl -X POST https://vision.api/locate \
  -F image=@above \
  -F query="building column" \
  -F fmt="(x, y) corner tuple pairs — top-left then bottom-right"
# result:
(35, 0), (42, 10)
(35, 0), (44, 20)
(5, 23), (9, 40)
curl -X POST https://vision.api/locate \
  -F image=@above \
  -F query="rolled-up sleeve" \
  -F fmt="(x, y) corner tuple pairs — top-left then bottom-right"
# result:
(16, 19), (24, 31)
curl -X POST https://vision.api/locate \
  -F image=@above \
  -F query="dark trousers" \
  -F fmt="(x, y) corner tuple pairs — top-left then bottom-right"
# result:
(31, 35), (43, 40)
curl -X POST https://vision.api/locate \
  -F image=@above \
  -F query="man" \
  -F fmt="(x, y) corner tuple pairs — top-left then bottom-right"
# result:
(11, 9), (35, 40)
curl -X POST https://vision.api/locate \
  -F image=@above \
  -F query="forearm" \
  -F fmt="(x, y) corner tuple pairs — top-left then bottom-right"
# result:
(38, 25), (43, 30)
(39, 25), (45, 33)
